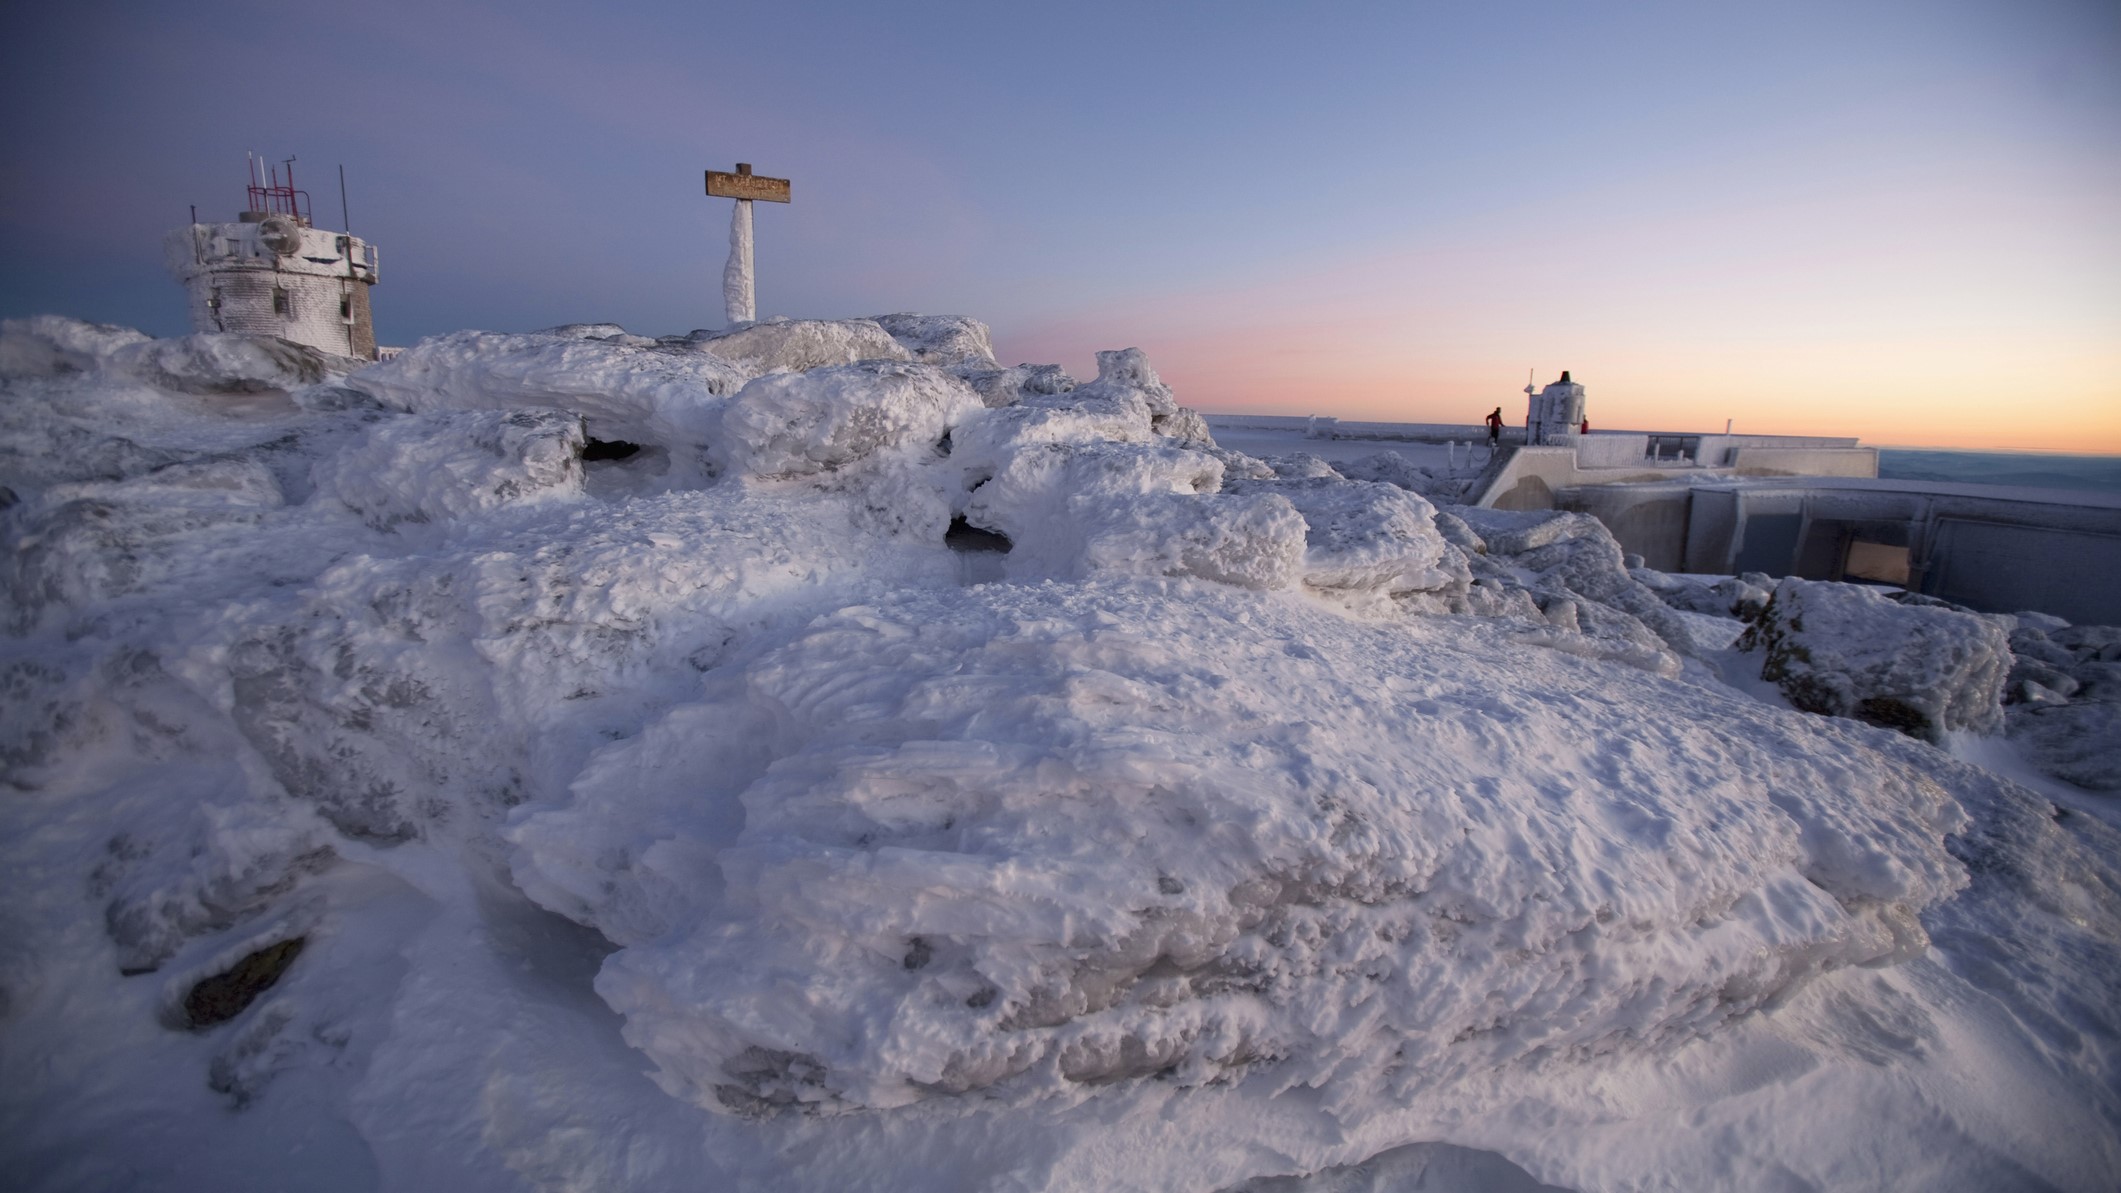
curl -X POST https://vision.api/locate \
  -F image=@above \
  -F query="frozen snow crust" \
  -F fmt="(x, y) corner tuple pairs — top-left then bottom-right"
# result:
(5, 315), (2119, 1192)
(535, 580), (1963, 1116)
(1742, 578), (2010, 743)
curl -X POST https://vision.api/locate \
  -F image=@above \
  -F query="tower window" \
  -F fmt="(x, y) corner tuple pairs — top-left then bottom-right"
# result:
(207, 288), (221, 310)
(340, 295), (352, 319)
(273, 287), (290, 316)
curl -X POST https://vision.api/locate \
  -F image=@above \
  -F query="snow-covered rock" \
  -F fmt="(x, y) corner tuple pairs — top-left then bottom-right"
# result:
(691, 317), (912, 373)
(512, 581), (1967, 1117)
(1077, 348), (1212, 443)
(1640, 569), (1775, 621)
(348, 329), (747, 462)
(3, 457), (287, 634)
(1335, 450), (1468, 503)
(312, 409), (585, 530)
(1454, 508), (1694, 674)
(715, 360), (980, 482)
(955, 436), (1305, 589)
(2004, 622), (2121, 789)
(0, 314), (153, 378)
(108, 334), (337, 394)
(1, 316), (342, 395)
(952, 362), (1077, 408)
(1742, 577), (2010, 741)
(2009, 702), (2121, 790)
(542, 322), (659, 348)
(1227, 475), (1470, 614)
(870, 313), (999, 367)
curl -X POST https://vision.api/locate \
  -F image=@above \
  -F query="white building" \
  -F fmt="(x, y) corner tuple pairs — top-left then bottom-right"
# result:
(164, 159), (379, 359)
(1526, 370), (1586, 446)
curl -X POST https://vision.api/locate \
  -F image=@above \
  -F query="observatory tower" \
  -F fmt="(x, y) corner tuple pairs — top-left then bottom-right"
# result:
(1525, 370), (1586, 446)
(165, 156), (379, 359)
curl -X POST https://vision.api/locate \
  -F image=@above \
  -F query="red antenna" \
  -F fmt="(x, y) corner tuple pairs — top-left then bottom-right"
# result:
(246, 152), (312, 224)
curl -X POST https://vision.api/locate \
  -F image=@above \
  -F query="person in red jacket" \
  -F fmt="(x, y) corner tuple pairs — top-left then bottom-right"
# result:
(1484, 406), (1504, 445)
(1580, 417), (1590, 435)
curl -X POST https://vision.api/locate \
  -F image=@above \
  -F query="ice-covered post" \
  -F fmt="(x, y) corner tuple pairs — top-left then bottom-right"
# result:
(724, 198), (753, 323)
(705, 162), (791, 327)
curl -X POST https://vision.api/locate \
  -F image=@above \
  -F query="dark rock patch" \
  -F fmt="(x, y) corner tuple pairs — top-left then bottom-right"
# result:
(183, 937), (306, 1029)
(944, 517), (1012, 554)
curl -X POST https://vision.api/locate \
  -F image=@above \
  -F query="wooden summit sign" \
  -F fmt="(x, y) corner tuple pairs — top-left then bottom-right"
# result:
(705, 163), (790, 203)
(706, 162), (790, 325)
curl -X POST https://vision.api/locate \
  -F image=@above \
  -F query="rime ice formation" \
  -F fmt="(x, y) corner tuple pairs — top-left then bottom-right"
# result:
(311, 408), (586, 531)
(3, 314), (2118, 1193)
(692, 317), (913, 374)
(2004, 623), (2121, 790)
(1741, 578), (2012, 742)
(869, 313), (999, 367)
(545, 582), (1963, 1116)
(724, 197), (755, 325)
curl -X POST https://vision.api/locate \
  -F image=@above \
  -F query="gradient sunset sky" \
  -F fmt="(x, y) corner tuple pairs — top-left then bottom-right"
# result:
(3, 0), (2116, 451)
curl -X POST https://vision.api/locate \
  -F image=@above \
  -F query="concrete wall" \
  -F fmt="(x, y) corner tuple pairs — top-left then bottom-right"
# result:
(1926, 519), (2121, 625)
(1475, 436), (1875, 512)
(1726, 445), (1879, 478)
(1574, 434), (1652, 468)
(1556, 483), (1693, 571)
(1480, 447), (1693, 511)
(1662, 478), (2121, 622)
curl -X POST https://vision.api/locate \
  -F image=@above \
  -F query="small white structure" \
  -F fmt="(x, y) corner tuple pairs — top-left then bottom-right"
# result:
(165, 157), (379, 359)
(1526, 370), (1586, 446)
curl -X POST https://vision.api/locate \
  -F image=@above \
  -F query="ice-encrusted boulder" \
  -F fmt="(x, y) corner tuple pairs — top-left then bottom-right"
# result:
(1336, 450), (1470, 504)
(1453, 508), (1695, 674)
(1070, 486), (1305, 590)
(1253, 454), (1341, 481)
(312, 409), (586, 530)
(691, 318), (912, 373)
(348, 330), (747, 457)
(952, 362), (1077, 409)
(870, 313), (998, 367)
(96, 796), (337, 975)
(1, 316), (340, 393)
(1227, 475), (1470, 614)
(958, 437), (1305, 590)
(0, 314), (154, 378)
(714, 361), (981, 481)
(2, 457), (287, 634)
(1742, 578), (2010, 742)
(541, 322), (659, 348)
(197, 486), (950, 847)
(508, 582), (1968, 1117)
(108, 334), (337, 393)
(2005, 622), (2121, 790)
(1641, 570), (1775, 622)
(1077, 348), (1213, 443)
(2010, 702), (2121, 790)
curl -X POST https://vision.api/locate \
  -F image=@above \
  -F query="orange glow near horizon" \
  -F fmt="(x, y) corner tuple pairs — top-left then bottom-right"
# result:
(1000, 199), (2121, 455)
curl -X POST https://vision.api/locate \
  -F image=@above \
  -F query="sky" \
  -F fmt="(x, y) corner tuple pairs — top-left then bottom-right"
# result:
(2, 0), (2117, 451)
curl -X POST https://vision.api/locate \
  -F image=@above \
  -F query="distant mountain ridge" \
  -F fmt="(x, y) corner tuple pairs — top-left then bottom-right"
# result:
(1877, 449), (2121, 494)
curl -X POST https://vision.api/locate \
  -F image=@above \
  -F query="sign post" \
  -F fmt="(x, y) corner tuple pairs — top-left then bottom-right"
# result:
(705, 163), (791, 326)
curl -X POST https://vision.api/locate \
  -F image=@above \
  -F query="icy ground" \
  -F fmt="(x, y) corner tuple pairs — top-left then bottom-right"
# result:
(2, 314), (2117, 1192)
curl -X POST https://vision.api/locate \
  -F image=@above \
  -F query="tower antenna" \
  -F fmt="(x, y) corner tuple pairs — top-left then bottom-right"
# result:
(339, 164), (351, 233)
